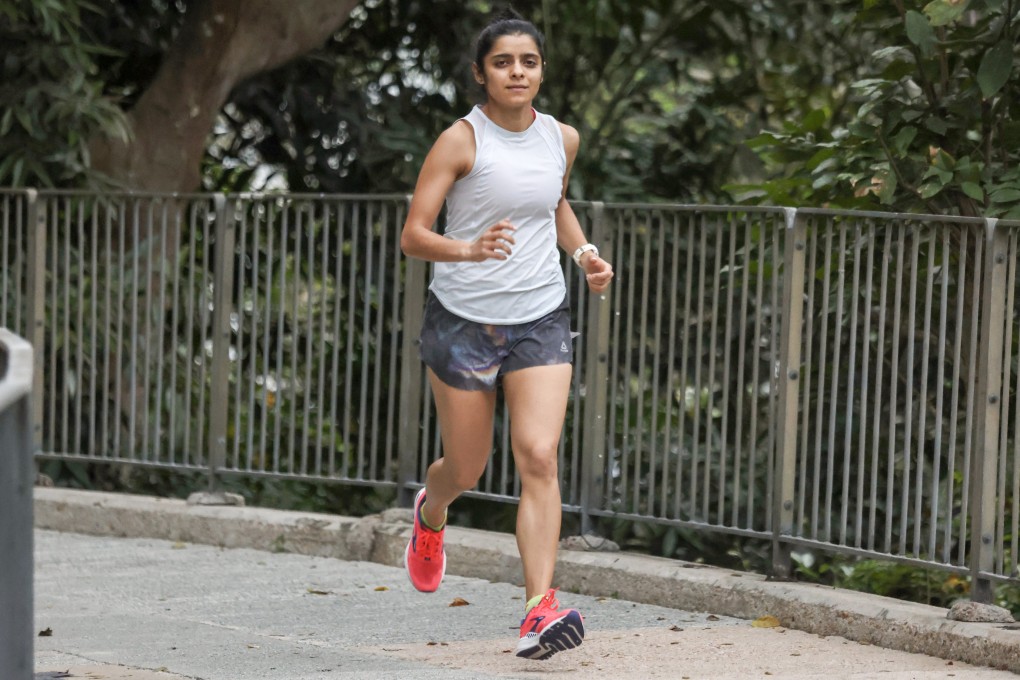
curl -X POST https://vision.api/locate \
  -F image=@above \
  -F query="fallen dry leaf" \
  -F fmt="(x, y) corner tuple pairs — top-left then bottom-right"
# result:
(752, 615), (782, 628)
(38, 628), (53, 637)
(670, 625), (684, 632)
(706, 614), (720, 621)
(374, 586), (388, 591)
(449, 597), (470, 607)
(307, 588), (331, 596)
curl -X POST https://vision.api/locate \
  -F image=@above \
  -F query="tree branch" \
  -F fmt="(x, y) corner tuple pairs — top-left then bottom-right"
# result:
(91, 0), (359, 192)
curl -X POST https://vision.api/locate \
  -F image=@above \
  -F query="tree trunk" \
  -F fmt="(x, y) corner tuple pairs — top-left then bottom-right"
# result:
(91, 0), (359, 192)
(85, 0), (357, 473)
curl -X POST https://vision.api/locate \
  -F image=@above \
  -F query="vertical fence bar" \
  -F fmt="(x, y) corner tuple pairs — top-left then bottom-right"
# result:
(855, 220), (875, 548)
(663, 212), (681, 520)
(581, 202), (610, 532)
(0, 330), (34, 680)
(207, 195), (235, 490)
(386, 201), (406, 482)
(772, 209), (806, 579)
(944, 229), (968, 563)
(25, 190), (45, 453)
(300, 203), (314, 474)
(745, 214), (766, 528)
(996, 231), (1017, 576)
(313, 203), (330, 476)
(398, 199), (427, 506)
(970, 218), (1007, 602)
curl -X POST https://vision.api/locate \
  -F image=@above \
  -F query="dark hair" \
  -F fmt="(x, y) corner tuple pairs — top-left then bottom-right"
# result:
(473, 7), (546, 71)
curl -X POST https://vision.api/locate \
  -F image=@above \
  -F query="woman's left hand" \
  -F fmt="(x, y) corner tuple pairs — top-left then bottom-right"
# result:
(582, 255), (614, 293)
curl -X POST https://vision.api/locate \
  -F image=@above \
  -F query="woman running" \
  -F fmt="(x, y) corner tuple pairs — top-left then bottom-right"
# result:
(400, 7), (614, 660)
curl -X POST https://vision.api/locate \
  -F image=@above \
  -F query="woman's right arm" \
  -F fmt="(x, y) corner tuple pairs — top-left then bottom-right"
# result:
(400, 122), (516, 263)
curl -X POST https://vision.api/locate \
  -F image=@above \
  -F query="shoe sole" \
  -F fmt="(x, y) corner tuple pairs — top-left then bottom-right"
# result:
(515, 610), (585, 660)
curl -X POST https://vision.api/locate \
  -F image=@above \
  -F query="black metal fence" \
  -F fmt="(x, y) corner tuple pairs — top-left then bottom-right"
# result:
(2, 189), (1018, 598)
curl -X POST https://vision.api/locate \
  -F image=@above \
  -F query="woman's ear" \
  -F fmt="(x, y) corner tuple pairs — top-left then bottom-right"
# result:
(472, 63), (485, 86)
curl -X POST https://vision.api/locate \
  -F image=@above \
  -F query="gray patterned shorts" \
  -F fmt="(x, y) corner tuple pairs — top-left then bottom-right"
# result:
(418, 293), (573, 392)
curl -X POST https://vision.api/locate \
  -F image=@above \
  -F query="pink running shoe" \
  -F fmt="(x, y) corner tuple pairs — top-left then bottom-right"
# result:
(515, 588), (585, 660)
(404, 488), (446, 592)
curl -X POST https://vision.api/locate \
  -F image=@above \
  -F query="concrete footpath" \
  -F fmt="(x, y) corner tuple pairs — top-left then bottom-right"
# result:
(31, 488), (1020, 679)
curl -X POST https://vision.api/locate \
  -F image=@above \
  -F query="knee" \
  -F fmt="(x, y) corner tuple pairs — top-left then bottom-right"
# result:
(514, 442), (559, 482)
(445, 460), (486, 493)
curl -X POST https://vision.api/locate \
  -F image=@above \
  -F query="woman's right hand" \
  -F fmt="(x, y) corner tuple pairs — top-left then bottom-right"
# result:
(466, 219), (516, 261)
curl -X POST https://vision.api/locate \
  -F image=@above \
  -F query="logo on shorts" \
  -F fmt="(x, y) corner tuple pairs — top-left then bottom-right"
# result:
(560, 341), (568, 353)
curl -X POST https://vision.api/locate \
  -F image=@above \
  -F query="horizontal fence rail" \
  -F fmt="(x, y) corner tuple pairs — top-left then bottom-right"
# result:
(2, 188), (1018, 596)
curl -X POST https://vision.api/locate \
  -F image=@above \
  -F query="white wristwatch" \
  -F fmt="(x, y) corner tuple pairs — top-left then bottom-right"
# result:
(572, 243), (599, 267)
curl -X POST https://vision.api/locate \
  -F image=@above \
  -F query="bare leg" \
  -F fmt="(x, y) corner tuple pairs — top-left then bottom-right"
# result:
(501, 364), (573, 602)
(421, 368), (497, 528)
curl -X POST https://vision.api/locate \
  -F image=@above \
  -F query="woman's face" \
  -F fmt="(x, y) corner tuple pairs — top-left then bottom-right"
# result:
(474, 33), (543, 107)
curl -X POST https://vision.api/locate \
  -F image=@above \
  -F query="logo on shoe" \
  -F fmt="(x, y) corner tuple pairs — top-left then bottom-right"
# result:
(524, 615), (546, 634)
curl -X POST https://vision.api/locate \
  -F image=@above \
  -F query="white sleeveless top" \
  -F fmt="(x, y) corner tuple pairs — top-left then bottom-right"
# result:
(430, 105), (567, 324)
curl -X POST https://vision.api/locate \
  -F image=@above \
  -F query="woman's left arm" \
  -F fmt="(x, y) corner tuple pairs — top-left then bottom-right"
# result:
(555, 123), (613, 293)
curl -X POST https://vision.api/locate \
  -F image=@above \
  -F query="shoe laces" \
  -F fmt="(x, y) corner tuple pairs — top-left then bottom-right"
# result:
(520, 589), (561, 630)
(416, 523), (444, 559)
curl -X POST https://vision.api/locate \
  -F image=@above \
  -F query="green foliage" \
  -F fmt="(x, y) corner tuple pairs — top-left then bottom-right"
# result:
(735, 0), (1020, 217)
(207, 0), (489, 193)
(793, 551), (1020, 617)
(208, 0), (857, 202)
(0, 0), (129, 187)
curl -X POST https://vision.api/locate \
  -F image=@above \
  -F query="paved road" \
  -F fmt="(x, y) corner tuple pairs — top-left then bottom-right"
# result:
(33, 529), (1015, 680)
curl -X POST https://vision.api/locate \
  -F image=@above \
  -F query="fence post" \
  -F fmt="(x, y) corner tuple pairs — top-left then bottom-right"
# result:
(970, 218), (1007, 603)
(398, 196), (427, 507)
(580, 202), (611, 534)
(207, 195), (236, 491)
(0, 329), (35, 680)
(771, 208), (806, 579)
(24, 189), (45, 454)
